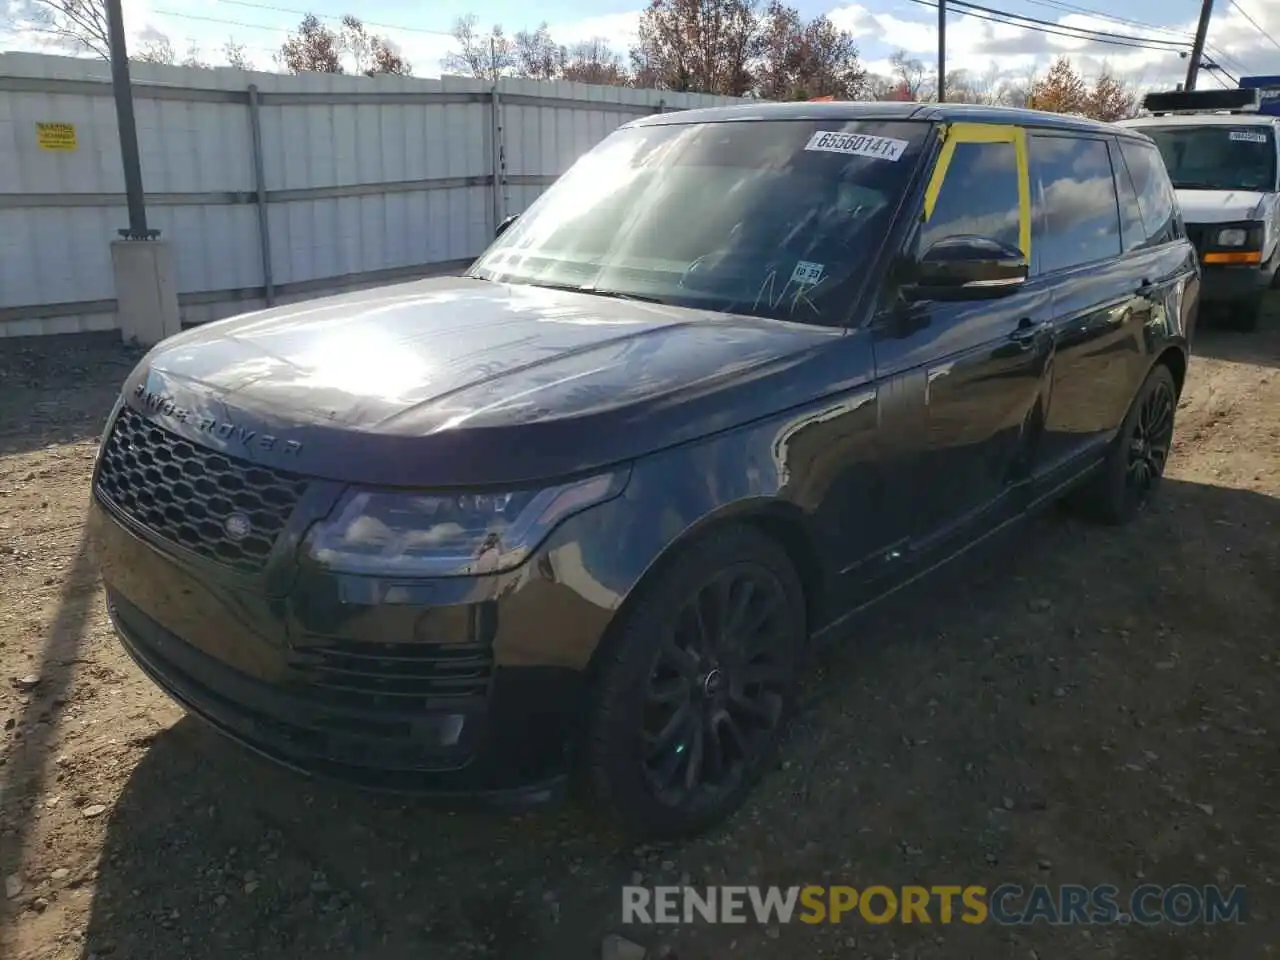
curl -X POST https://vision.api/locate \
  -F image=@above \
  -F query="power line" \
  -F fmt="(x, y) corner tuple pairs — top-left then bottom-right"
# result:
(906, 0), (1192, 51)
(214, 0), (456, 38)
(942, 0), (1255, 76)
(1228, 0), (1280, 53)
(950, 0), (1188, 48)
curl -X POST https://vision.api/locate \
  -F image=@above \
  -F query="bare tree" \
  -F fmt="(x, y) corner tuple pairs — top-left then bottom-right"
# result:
(513, 22), (563, 81)
(279, 13), (344, 73)
(223, 39), (251, 70)
(888, 49), (928, 100)
(340, 15), (411, 76)
(562, 38), (628, 85)
(6, 0), (109, 59)
(133, 32), (177, 65)
(443, 14), (514, 80)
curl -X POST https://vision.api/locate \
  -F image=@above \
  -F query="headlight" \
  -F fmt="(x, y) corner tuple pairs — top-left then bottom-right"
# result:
(1217, 228), (1247, 247)
(302, 469), (629, 577)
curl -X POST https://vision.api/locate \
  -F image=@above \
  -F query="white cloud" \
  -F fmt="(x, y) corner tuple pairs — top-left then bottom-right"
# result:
(840, 0), (1280, 89)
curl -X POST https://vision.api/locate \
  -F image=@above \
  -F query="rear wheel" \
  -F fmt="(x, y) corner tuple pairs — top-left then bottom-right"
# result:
(1073, 363), (1178, 525)
(583, 525), (805, 839)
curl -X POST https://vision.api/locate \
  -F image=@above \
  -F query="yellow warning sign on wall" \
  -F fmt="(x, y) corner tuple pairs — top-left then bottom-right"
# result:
(35, 122), (77, 151)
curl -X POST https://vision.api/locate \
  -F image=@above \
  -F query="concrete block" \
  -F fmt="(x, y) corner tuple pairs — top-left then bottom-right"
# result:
(111, 239), (181, 346)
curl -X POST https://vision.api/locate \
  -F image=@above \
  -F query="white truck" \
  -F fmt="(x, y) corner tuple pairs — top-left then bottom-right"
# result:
(1119, 87), (1279, 331)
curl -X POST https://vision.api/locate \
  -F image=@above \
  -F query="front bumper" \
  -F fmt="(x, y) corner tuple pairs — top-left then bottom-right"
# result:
(88, 496), (606, 802)
(1199, 261), (1275, 304)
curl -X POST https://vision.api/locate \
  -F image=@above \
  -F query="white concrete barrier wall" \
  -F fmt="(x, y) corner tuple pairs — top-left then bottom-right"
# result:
(0, 52), (744, 338)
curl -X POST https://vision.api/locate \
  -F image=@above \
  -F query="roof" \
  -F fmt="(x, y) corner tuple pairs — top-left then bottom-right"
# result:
(1119, 113), (1280, 128)
(628, 100), (1151, 138)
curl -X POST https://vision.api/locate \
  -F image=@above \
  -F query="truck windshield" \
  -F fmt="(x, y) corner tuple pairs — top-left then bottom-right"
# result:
(1143, 124), (1277, 192)
(469, 119), (932, 327)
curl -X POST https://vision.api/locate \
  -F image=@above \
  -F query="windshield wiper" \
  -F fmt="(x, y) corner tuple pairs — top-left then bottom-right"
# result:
(508, 279), (670, 305)
(580, 287), (670, 305)
(1171, 181), (1222, 190)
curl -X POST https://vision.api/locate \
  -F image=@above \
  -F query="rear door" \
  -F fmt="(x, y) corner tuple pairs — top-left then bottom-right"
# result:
(1026, 133), (1147, 493)
(1117, 137), (1201, 343)
(870, 122), (1053, 576)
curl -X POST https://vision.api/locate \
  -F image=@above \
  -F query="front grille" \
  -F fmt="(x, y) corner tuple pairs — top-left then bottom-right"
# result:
(96, 406), (308, 573)
(291, 638), (494, 708)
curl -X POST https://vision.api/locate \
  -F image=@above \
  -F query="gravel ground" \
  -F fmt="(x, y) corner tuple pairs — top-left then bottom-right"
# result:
(1, 302), (1278, 960)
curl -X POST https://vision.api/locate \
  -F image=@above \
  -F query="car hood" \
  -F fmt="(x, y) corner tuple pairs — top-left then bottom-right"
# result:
(123, 276), (847, 487)
(1176, 189), (1267, 225)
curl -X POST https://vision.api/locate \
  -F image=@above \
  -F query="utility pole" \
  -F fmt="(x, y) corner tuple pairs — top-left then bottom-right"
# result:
(105, 0), (154, 239)
(1185, 0), (1214, 91)
(937, 0), (946, 102)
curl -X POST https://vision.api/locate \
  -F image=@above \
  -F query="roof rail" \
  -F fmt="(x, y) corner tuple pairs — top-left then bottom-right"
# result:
(1140, 88), (1261, 116)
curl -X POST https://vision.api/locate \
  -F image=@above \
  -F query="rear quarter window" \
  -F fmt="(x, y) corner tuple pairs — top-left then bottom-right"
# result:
(1118, 139), (1179, 245)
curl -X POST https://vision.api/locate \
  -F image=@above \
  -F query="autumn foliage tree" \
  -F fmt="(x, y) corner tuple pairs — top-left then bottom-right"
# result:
(279, 13), (410, 76)
(1028, 56), (1089, 114)
(1026, 56), (1135, 120)
(445, 0), (865, 97)
(1086, 69), (1138, 121)
(753, 0), (865, 100)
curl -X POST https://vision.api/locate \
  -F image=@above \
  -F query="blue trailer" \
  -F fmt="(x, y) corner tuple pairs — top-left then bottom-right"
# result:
(1239, 76), (1280, 116)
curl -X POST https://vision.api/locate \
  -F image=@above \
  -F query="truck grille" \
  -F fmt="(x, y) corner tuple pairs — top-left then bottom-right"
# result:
(290, 638), (494, 708)
(95, 406), (308, 573)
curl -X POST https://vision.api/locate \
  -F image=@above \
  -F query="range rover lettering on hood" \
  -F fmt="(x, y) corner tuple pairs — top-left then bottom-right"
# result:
(133, 383), (304, 456)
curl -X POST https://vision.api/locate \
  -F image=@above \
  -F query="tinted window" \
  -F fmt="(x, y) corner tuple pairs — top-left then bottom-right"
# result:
(1119, 139), (1177, 244)
(472, 119), (933, 328)
(1144, 124), (1277, 192)
(1112, 141), (1147, 253)
(919, 141), (1021, 254)
(1029, 135), (1122, 274)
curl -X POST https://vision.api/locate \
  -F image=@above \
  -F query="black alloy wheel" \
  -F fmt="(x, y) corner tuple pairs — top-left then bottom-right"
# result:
(585, 525), (805, 839)
(1073, 362), (1179, 525)
(1124, 373), (1176, 508)
(639, 565), (791, 809)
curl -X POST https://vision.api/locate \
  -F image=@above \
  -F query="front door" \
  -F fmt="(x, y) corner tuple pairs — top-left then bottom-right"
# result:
(871, 123), (1053, 577)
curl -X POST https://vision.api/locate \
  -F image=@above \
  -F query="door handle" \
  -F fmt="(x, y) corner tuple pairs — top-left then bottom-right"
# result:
(1008, 318), (1043, 344)
(1136, 279), (1158, 300)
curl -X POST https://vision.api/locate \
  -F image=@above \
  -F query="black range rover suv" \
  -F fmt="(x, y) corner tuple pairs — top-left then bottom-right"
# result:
(90, 102), (1199, 839)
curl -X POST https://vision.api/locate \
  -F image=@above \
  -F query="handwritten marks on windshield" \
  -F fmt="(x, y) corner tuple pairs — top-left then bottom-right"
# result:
(754, 261), (827, 319)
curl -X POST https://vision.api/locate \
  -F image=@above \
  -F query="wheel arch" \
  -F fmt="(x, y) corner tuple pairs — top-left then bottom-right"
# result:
(582, 498), (827, 685)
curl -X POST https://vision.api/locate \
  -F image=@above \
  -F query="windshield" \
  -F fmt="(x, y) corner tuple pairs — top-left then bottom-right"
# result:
(469, 119), (932, 327)
(1143, 124), (1277, 192)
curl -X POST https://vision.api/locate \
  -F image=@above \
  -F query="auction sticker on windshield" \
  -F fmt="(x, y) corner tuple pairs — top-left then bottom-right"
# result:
(1229, 130), (1268, 143)
(804, 131), (909, 161)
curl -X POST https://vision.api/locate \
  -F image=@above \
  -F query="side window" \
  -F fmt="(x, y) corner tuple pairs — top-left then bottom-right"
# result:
(1111, 141), (1147, 253)
(920, 140), (1021, 254)
(1029, 135), (1122, 274)
(1118, 139), (1177, 245)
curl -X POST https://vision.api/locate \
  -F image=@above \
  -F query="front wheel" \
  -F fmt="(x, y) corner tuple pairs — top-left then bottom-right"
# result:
(583, 525), (805, 840)
(1073, 363), (1178, 525)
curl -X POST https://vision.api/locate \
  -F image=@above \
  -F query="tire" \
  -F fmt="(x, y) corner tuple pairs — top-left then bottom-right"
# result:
(583, 524), (806, 840)
(1073, 363), (1178, 526)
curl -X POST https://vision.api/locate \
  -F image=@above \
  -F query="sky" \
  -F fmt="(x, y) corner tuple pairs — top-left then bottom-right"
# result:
(2, 0), (1280, 90)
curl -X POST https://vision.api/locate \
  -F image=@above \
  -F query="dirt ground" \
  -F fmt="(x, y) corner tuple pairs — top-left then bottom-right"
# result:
(1, 302), (1278, 960)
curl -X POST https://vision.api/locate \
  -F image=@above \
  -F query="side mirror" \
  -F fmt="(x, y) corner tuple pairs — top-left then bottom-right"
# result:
(907, 235), (1028, 301)
(495, 214), (518, 239)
